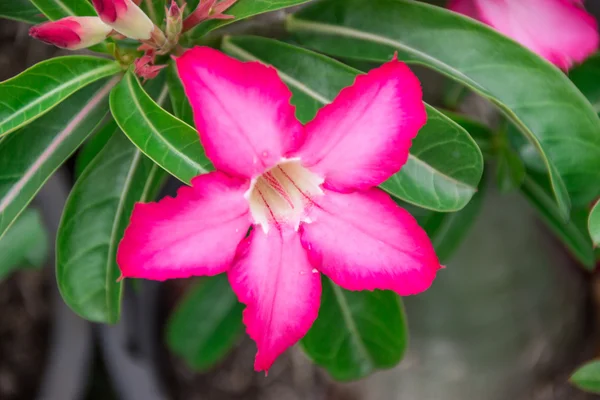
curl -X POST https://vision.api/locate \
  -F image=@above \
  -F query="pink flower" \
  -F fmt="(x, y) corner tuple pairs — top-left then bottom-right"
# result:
(29, 17), (112, 50)
(91, 0), (154, 40)
(117, 47), (442, 372)
(448, 0), (599, 70)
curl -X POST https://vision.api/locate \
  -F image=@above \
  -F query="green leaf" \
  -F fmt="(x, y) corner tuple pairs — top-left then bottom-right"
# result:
(140, 0), (166, 27)
(30, 0), (95, 20)
(287, 0), (600, 214)
(409, 179), (486, 263)
(186, 0), (312, 40)
(57, 129), (166, 323)
(110, 70), (211, 184)
(496, 146), (525, 193)
(166, 275), (244, 371)
(521, 172), (595, 269)
(440, 110), (494, 158)
(222, 36), (483, 212)
(569, 54), (600, 113)
(0, 56), (121, 138)
(0, 77), (117, 239)
(589, 201), (600, 247)
(0, 209), (48, 280)
(0, 0), (46, 23)
(571, 360), (600, 394)
(301, 277), (408, 381)
(166, 63), (194, 127)
(75, 120), (116, 179)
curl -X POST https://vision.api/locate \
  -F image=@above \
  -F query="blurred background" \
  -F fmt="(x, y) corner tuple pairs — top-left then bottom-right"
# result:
(2, 1), (600, 399)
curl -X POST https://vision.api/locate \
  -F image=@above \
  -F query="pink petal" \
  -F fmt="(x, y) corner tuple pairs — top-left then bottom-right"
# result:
(175, 47), (304, 179)
(117, 172), (251, 281)
(447, 0), (480, 19)
(293, 58), (426, 192)
(228, 227), (321, 372)
(300, 189), (441, 296)
(459, 0), (599, 70)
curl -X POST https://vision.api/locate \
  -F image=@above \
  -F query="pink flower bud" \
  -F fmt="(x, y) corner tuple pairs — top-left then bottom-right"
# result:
(92, 0), (154, 40)
(29, 17), (112, 50)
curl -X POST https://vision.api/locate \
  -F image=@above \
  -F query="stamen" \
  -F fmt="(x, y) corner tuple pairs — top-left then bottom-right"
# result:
(247, 159), (323, 232)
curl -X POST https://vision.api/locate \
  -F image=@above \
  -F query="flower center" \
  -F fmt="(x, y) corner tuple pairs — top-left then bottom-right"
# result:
(247, 159), (323, 233)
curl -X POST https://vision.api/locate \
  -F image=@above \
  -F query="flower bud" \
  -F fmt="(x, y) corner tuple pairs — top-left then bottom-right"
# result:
(29, 17), (112, 50)
(92, 0), (154, 40)
(166, 0), (184, 41)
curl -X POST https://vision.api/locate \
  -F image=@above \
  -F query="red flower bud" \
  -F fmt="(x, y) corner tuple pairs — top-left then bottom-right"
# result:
(92, 0), (154, 40)
(29, 17), (111, 50)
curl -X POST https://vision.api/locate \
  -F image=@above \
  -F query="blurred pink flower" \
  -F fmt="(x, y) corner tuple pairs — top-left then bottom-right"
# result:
(117, 47), (441, 372)
(91, 0), (154, 40)
(448, 0), (599, 70)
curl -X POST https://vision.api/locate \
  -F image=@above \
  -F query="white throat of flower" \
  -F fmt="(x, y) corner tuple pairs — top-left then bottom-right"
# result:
(246, 158), (324, 233)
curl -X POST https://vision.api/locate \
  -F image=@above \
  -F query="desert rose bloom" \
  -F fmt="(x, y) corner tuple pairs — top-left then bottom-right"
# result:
(92, 0), (154, 40)
(117, 47), (442, 372)
(29, 17), (111, 50)
(448, 0), (599, 70)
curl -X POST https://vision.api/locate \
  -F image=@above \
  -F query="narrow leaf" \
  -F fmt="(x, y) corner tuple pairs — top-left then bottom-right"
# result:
(166, 275), (244, 371)
(166, 63), (194, 127)
(186, 0), (313, 40)
(571, 360), (600, 394)
(0, 56), (121, 137)
(110, 70), (211, 183)
(301, 277), (408, 381)
(75, 120), (116, 179)
(0, 77), (117, 239)
(0, 0), (46, 23)
(287, 0), (600, 214)
(57, 129), (166, 323)
(569, 54), (600, 113)
(521, 172), (594, 268)
(222, 36), (483, 212)
(30, 0), (95, 20)
(589, 201), (600, 247)
(0, 209), (48, 280)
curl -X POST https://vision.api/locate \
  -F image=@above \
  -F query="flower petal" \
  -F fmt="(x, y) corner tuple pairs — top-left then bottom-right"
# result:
(454, 0), (599, 70)
(117, 172), (251, 281)
(447, 0), (480, 19)
(228, 227), (321, 372)
(300, 189), (441, 296)
(176, 47), (304, 179)
(293, 58), (426, 192)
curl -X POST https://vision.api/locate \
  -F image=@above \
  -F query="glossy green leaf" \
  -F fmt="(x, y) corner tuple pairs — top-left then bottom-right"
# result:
(571, 360), (600, 394)
(186, 0), (313, 40)
(0, 0), (46, 23)
(521, 172), (594, 269)
(75, 120), (116, 179)
(0, 56), (120, 137)
(440, 110), (494, 158)
(569, 54), (600, 113)
(30, 0), (95, 20)
(140, 0), (166, 26)
(222, 36), (483, 212)
(166, 63), (194, 127)
(409, 180), (486, 263)
(302, 277), (408, 381)
(110, 70), (211, 184)
(287, 0), (600, 215)
(589, 201), (600, 247)
(167, 275), (244, 371)
(496, 147), (525, 193)
(0, 209), (48, 280)
(0, 77), (117, 239)
(57, 129), (166, 323)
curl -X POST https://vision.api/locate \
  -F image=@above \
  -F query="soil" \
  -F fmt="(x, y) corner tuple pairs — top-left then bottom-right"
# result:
(0, 269), (51, 400)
